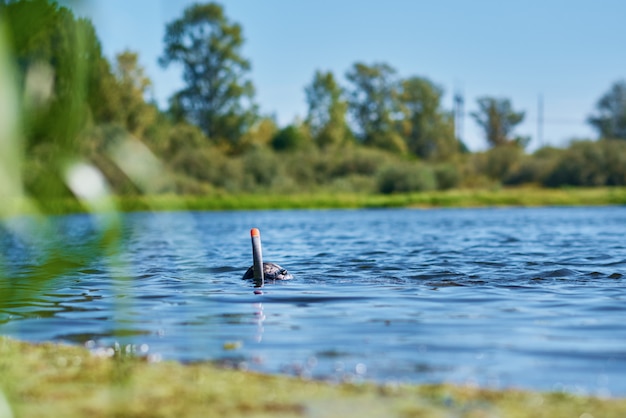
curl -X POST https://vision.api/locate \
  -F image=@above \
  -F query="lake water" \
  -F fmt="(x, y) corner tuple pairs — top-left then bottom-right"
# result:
(1, 207), (625, 396)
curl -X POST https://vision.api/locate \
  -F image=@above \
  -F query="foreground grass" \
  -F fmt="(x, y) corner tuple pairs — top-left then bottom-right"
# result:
(7, 187), (626, 215)
(1, 338), (625, 417)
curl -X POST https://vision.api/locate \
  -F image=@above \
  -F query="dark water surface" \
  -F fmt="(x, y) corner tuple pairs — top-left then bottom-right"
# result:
(1, 207), (625, 396)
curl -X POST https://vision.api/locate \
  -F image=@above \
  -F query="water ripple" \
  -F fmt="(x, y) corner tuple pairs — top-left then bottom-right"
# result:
(1, 206), (626, 395)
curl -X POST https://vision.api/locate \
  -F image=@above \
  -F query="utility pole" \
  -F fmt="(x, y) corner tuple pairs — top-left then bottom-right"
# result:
(454, 89), (464, 144)
(537, 94), (544, 147)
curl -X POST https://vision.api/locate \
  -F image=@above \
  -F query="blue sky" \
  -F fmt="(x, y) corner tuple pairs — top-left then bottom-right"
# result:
(68, 0), (626, 151)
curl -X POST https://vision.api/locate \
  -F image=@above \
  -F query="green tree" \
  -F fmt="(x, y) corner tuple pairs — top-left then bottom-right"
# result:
(471, 97), (526, 148)
(83, 23), (121, 126)
(3, 0), (119, 197)
(239, 117), (278, 149)
(159, 2), (256, 147)
(588, 80), (626, 139)
(346, 62), (406, 153)
(304, 70), (350, 147)
(397, 76), (457, 160)
(4, 0), (117, 147)
(112, 50), (157, 139)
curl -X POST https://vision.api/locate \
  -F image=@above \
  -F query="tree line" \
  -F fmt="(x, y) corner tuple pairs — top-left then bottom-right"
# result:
(3, 0), (626, 199)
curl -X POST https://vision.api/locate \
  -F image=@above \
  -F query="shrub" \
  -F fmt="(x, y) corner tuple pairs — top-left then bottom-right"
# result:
(543, 139), (626, 187)
(433, 163), (460, 190)
(376, 162), (436, 194)
(503, 155), (557, 186)
(328, 175), (377, 194)
(483, 145), (524, 180)
(602, 140), (626, 185)
(170, 146), (246, 193)
(239, 147), (286, 190)
(271, 125), (307, 152)
(330, 146), (391, 177)
(543, 141), (605, 187)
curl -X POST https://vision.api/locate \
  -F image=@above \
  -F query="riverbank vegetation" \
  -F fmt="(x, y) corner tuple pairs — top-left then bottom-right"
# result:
(2, 337), (626, 418)
(4, 187), (626, 216)
(2, 0), (626, 218)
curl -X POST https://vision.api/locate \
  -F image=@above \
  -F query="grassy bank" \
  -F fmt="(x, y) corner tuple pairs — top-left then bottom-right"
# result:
(0, 338), (625, 418)
(6, 187), (626, 216)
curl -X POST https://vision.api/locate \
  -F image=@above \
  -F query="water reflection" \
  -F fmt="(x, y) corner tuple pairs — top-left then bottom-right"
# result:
(1, 207), (625, 396)
(253, 302), (265, 343)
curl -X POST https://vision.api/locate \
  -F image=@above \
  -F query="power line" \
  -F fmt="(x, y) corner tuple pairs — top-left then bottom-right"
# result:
(542, 118), (588, 125)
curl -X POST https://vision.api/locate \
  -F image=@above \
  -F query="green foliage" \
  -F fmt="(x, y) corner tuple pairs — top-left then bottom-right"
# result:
(330, 145), (391, 177)
(377, 161), (437, 194)
(433, 163), (461, 190)
(9, 0), (118, 140)
(503, 157), (550, 186)
(502, 147), (561, 186)
(603, 140), (626, 185)
(328, 175), (377, 194)
(168, 141), (252, 193)
(239, 147), (284, 190)
(397, 76), (459, 161)
(4, 0), (626, 204)
(271, 124), (307, 152)
(159, 2), (256, 147)
(304, 70), (351, 147)
(111, 50), (157, 139)
(483, 144), (525, 180)
(588, 79), (626, 139)
(471, 97), (526, 148)
(282, 150), (320, 187)
(543, 140), (626, 187)
(346, 62), (403, 152)
(159, 121), (208, 156)
(367, 131), (408, 154)
(239, 117), (278, 150)
(2, 0), (122, 199)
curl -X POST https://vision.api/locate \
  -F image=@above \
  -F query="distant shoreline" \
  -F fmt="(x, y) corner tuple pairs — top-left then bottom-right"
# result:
(6, 187), (626, 216)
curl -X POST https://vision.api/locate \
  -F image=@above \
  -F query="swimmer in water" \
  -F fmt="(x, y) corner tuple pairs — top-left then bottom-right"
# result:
(243, 228), (293, 286)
